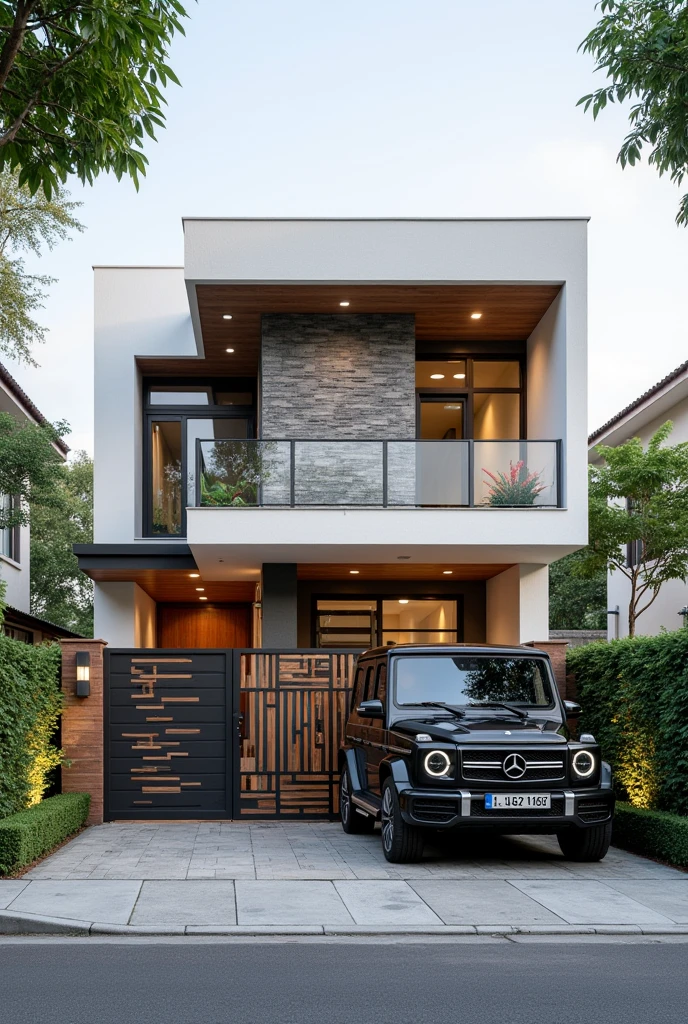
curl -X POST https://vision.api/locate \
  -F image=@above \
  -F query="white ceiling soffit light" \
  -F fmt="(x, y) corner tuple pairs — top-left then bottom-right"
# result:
(222, 314), (232, 320)
(430, 373), (445, 379)
(470, 312), (482, 319)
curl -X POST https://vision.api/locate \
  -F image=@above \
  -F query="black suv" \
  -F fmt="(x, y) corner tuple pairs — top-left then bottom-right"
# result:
(339, 644), (614, 864)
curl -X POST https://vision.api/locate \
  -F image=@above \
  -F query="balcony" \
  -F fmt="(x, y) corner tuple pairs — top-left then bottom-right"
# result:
(194, 439), (562, 509)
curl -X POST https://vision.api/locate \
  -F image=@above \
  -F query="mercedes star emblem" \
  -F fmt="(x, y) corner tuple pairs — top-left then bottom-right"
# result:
(503, 752), (527, 779)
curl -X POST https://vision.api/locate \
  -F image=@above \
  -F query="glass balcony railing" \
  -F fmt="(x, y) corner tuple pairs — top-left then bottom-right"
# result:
(195, 439), (562, 509)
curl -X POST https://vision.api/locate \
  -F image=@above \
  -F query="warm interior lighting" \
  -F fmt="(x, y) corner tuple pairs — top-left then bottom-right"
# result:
(443, 570), (453, 575)
(196, 587), (205, 592)
(226, 348), (235, 353)
(223, 314), (233, 320)
(453, 373), (466, 379)
(399, 599), (409, 604)
(339, 301), (350, 307)
(349, 570), (359, 574)
(189, 573), (200, 578)
(430, 373), (445, 379)
(470, 312), (482, 319)
(199, 596), (208, 601)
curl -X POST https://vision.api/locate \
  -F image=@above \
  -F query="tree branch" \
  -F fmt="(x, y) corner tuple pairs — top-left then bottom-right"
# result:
(0, 0), (37, 92)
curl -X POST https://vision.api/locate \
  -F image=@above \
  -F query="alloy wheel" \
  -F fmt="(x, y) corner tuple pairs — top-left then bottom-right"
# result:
(381, 785), (394, 853)
(340, 770), (350, 826)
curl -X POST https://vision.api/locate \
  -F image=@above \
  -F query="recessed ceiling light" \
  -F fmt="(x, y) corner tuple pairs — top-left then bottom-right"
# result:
(430, 373), (445, 379)
(339, 301), (350, 307)
(226, 348), (234, 353)
(444, 404), (462, 410)
(453, 373), (466, 379)
(196, 587), (205, 591)
(199, 596), (208, 601)
(443, 570), (453, 575)
(223, 314), (233, 320)
(399, 599), (409, 604)
(349, 570), (359, 574)
(189, 573), (200, 578)
(470, 312), (482, 320)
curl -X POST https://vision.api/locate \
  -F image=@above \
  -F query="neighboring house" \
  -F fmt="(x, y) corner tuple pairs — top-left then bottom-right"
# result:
(588, 359), (688, 640)
(69, 217), (589, 822)
(0, 363), (78, 644)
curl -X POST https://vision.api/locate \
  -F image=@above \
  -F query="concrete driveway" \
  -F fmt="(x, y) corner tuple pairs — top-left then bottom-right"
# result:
(1, 822), (687, 934)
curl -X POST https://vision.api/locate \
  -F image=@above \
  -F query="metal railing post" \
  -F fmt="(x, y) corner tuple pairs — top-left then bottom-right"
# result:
(382, 441), (388, 508)
(290, 440), (296, 508)
(468, 440), (475, 507)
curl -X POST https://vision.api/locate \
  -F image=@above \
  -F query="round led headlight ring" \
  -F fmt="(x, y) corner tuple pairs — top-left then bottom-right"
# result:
(572, 749), (596, 778)
(424, 750), (452, 777)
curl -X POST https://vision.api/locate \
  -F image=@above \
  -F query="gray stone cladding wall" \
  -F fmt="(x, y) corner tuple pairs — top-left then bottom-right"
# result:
(260, 314), (417, 505)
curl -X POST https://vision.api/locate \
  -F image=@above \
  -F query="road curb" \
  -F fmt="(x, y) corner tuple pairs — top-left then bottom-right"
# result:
(2, 909), (688, 937)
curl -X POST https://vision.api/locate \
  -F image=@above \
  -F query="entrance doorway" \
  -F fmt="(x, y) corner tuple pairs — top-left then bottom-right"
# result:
(314, 596), (462, 648)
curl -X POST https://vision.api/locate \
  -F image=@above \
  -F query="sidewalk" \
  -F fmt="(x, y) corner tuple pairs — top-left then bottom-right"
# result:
(1, 823), (687, 935)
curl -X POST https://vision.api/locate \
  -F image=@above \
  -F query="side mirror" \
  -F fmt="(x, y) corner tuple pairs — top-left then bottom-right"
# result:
(564, 700), (581, 717)
(357, 699), (384, 720)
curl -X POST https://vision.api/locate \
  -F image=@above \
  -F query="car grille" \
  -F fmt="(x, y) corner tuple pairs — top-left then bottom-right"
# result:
(411, 798), (458, 824)
(461, 749), (566, 783)
(577, 798), (611, 823)
(470, 797), (565, 818)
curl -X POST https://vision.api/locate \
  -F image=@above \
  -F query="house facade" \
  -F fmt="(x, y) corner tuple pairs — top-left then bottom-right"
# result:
(0, 363), (75, 644)
(68, 217), (588, 822)
(588, 359), (688, 640)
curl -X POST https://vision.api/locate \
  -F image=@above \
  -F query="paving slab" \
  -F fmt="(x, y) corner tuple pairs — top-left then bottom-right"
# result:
(6, 880), (141, 925)
(129, 881), (237, 926)
(510, 880), (676, 926)
(604, 880), (688, 924)
(333, 880), (443, 926)
(408, 880), (564, 925)
(0, 881), (30, 909)
(235, 880), (354, 926)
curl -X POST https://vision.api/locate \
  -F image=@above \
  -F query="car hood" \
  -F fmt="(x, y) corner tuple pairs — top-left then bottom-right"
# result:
(392, 717), (567, 744)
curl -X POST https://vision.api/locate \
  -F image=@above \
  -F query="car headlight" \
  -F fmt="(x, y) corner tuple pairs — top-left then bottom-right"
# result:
(424, 750), (452, 778)
(572, 749), (596, 779)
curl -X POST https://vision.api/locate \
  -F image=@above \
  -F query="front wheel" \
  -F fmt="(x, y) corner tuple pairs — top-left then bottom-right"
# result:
(380, 779), (425, 863)
(557, 821), (612, 862)
(340, 766), (375, 834)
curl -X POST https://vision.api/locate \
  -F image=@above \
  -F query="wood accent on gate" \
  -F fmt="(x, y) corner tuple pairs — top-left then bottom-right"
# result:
(237, 651), (356, 819)
(60, 639), (108, 824)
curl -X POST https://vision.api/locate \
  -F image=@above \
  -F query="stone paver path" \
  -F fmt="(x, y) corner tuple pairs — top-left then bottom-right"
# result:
(0, 822), (685, 930)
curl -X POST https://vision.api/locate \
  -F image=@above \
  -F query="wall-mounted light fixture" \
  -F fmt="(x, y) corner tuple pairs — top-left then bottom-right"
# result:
(75, 651), (91, 697)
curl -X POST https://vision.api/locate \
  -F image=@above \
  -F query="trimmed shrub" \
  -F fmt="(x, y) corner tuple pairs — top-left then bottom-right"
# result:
(0, 634), (62, 816)
(613, 802), (688, 869)
(0, 792), (90, 875)
(567, 631), (688, 814)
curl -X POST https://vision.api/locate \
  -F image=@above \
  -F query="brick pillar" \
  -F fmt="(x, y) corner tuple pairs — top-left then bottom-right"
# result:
(525, 639), (569, 700)
(60, 639), (108, 824)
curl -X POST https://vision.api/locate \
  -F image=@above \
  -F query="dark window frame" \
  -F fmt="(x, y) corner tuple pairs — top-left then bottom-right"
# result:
(142, 377), (257, 537)
(312, 594), (464, 648)
(0, 494), (20, 564)
(416, 355), (526, 439)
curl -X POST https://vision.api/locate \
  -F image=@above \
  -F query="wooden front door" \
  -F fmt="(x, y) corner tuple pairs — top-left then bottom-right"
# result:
(157, 603), (251, 648)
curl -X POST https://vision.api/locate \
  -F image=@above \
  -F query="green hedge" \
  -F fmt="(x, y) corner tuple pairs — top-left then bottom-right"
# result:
(567, 631), (688, 815)
(0, 793), (90, 875)
(0, 634), (62, 817)
(613, 802), (688, 868)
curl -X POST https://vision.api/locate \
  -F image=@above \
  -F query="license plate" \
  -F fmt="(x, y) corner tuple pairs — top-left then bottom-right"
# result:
(484, 793), (551, 810)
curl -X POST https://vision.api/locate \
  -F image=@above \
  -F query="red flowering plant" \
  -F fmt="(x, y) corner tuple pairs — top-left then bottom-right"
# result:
(482, 460), (546, 506)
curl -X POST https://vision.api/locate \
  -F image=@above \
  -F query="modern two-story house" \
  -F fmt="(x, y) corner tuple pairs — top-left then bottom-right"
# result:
(69, 217), (589, 822)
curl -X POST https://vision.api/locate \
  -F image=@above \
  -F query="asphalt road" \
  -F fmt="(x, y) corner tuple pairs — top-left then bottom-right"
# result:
(1, 940), (686, 1024)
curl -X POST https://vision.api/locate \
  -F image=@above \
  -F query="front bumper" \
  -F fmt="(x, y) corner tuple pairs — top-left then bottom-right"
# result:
(399, 787), (615, 831)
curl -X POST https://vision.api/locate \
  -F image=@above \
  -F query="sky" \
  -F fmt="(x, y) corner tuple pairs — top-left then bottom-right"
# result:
(4, 0), (687, 457)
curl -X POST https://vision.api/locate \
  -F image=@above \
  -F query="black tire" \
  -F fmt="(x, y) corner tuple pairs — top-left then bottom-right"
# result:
(339, 766), (375, 834)
(557, 821), (612, 862)
(380, 778), (425, 863)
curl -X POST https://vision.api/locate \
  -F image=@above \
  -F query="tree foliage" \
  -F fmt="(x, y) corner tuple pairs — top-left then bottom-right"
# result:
(0, 0), (188, 198)
(549, 550), (607, 630)
(0, 167), (82, 363)
(579, 0), (688, 226)
(0, 409), (68, 529)
(580, 421), (688, 636)
(30, 450), (93, 635)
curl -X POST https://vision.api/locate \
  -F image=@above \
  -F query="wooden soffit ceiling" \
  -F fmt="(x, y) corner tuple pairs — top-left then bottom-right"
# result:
(85, 569), (256, 604)
(137, 284), (560, 377)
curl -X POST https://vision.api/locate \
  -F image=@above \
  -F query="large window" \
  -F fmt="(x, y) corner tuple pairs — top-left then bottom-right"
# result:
(0, 494), (19, 562)
(314, 596), (462, 648)
(416, 358), (523, 440)
(144, 379), (256, 536)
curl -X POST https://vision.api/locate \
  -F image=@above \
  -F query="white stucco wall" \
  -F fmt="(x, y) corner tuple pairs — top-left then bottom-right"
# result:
(94, 581), (157, 647)
(0, 522), (30, 611)
(485, 563), (549, 645)
(93, 267), (197, 542)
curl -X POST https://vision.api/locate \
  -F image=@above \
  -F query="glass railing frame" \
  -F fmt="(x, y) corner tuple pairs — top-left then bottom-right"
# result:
(194, 437), (563, 509)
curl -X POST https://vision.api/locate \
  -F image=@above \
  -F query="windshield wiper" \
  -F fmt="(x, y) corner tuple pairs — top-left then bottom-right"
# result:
(467, 701), (529, 720)
(418, 701), (466, 721)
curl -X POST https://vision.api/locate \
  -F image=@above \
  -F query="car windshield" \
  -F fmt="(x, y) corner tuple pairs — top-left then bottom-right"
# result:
(393, 655), (554, 708)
